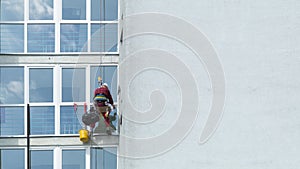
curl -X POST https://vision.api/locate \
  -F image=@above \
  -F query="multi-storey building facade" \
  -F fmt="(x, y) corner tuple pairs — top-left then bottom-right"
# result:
(2, 0), (300, 169)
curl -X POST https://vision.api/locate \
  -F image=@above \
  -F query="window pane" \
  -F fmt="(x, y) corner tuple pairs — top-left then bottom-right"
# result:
(62, 150), (85, 169)
(62, 0), (86, 20)
(29, 68), (53, 102)
(103, 148), (117, 169)
(0, 67), (24, 104)
(29, 0), (53, 20)
(91, 148), (117, 169)
(61, 24), (87, 52)
(0, 0), (24, 21)
(62, 68), (86, 102)
(91, 0), (118, 21)
(31, 150), (53, 169)
(0, 107), (24, 136)
(91, 148), (103, 169)
(90, 66), (117, 102)
(91, 24), (118, 52)
(28, 24), (55, 52)
(60, 106), (83, 134)
(0, 149), (25, 169)
(30, 106), (54, 135)
(0, 24), (24, 53)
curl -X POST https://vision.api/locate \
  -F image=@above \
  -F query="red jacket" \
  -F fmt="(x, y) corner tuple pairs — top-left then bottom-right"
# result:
(94, 86), (114, 105)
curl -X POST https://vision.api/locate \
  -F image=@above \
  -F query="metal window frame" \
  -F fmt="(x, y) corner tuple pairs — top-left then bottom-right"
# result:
(0, 146), (118, 169)
(1, 64), (119, 138)
(0, 0), (120, 55)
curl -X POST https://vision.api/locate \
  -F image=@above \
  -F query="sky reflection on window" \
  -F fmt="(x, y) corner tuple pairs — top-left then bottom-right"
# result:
(0, 24), (24, 53)
(0, 0), (24, 21)
(29, 0), (53, 20)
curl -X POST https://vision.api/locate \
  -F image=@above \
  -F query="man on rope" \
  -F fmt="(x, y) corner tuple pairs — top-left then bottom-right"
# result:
(93, 83), (116, 134)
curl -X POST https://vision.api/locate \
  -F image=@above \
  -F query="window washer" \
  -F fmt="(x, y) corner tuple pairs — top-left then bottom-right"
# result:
(94, 83), (114, 108)
(93, 83), (116, 133)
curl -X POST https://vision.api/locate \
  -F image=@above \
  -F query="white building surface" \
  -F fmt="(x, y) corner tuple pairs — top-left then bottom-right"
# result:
(119, 0), (300, 168)
(1, 0), (300, 169)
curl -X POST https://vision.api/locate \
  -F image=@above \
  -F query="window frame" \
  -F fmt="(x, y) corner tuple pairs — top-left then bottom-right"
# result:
(27, 23), (56, 53)
(30, 148), (54, 169)
(0, 146), (118, 169)
(0, 23), (25, 53)
(0, 64), (118, 138)
(0, 65), (26, 137)
(28, 67), (55, 103)
(0, 0), (119, 55)
(0, 106), (25, 136)
(0, 148), (26, 169)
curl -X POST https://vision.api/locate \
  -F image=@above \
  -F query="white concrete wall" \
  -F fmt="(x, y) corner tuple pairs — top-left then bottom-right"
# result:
(119, 0), (300, 168)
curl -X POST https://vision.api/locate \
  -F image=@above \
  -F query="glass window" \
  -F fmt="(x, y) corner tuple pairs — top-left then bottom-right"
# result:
(0, 24), (24, 53)
(91, 24), (118, 52)
(0, 0), (24, 21)
(62, 0), (86, 20)
(0, 149), (25, 169)
(0, 107), (24, 136)
(30, 106), (54, 135)
(29, 68), (53, 103)
(91, 0), (118, 21)
(90, 66), (117, 102)
(91, 148), (103, 169)
(31, 150), (53, 169)
(0, 67), (24, 104)
(91, 148), (117, 169)
(28, 24), (55, 53)
(29, 0), (53, 20)
(60, 24), (88, 52)
(62, 68), (86, 102)
(62, 149), (86, 169)
(60, 106), (84, 134)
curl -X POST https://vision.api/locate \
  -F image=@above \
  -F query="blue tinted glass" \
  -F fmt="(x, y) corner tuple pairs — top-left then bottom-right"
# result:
(103, 148), (117, 169)
(60, 106), (83, 134)
(0, 107), (24, 136)
(91, 24), (104, 52)
(62, 68), (86, 102)
(1, 149), (25, 169)
(31, 150), (53, 169)
(28, 24), (55, 52)
(91, 0), (118, 21)
(90, 66), (117, 102)
(62, 150), (85, 169)
(61, 24), (87, 52)
(62, 0), (86, 20)
(0, 0), (24, 21)
(29, 0), (53, 20)
(91, 148), (103, 169)
(0, 67), (24, 104)
(29, 68), (53, 102)
(91, 148), (117, 169)
(0, 24), (24, 53)
(30, 106), (54, 135)
(91, 24), (118, 52)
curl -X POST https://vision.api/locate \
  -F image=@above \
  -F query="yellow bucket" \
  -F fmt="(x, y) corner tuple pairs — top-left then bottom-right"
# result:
(79, 129), (89, 143)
